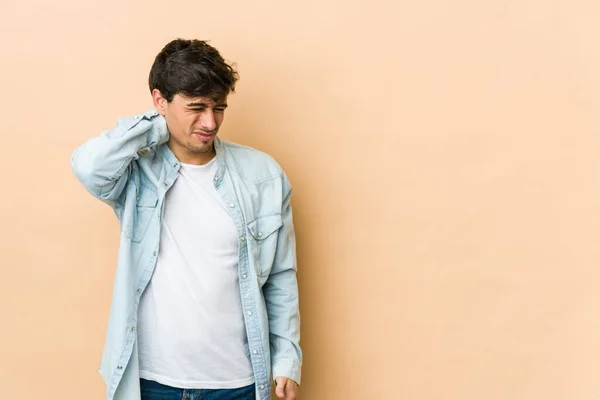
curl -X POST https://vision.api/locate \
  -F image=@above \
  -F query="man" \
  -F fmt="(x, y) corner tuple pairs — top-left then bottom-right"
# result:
(71, 38), (301, 400)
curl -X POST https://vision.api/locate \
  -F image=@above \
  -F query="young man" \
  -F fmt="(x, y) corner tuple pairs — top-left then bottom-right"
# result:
(71, 39), (301, 400)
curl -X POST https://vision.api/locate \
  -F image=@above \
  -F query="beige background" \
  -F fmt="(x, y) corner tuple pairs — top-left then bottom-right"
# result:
(1, 0), (599, 399)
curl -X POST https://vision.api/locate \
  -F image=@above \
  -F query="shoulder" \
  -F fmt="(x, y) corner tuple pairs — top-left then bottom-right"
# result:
(111, 109), (162, 136)
(221, 140), (287, 182)
(117, 108), (160, 126)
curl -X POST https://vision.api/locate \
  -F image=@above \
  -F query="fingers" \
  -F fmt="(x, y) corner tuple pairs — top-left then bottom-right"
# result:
(274, 377), (298, 400)
(275, 377), (287, 398)
(283, 379), (298, 400)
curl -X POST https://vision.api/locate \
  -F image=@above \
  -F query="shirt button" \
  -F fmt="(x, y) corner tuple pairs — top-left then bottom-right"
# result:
(153, 251), (157, 256)
(229, 203), (235, 208)
(257, 232), (263, 237)
(117, 365), (123, 370)
(136, 196), (140, 201)
(164, 182), (168, 187)
(240, 236), (246, 242)
(136, 288), (141, 293)
(252, 350), (258, 355)
(260, 385), (265, 390)
(247, 311), (253, 316)
(242, 274), (247, 279)
(130, 327), (135, 332)
(173, 163), (178, 168)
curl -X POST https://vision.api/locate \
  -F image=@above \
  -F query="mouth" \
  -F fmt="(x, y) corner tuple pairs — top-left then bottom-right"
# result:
(192, 132), (215, 141)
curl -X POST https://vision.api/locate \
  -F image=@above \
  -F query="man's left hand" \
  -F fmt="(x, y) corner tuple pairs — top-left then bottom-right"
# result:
(274, 376), (299, 400)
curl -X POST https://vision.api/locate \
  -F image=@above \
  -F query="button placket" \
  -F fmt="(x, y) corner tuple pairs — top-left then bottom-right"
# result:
(218, 182), (270, 390)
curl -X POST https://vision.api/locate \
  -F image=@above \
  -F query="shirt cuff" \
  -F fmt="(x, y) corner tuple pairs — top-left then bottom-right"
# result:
(272, 358), (302, 385)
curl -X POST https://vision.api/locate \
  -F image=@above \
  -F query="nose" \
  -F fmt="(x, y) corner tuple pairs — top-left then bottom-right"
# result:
(199, 110), (217, 132)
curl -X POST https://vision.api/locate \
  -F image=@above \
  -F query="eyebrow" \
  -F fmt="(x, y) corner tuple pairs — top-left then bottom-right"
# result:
(186, 101), (228, 108)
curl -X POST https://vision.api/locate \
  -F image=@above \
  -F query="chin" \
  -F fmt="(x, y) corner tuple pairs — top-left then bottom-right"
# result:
(188, 143), (213, 153)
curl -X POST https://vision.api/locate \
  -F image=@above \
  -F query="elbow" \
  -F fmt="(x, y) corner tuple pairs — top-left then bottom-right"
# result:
(71, 148), (103, 197)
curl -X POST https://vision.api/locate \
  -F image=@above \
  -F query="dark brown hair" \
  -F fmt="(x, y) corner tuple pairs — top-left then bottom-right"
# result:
(149, 39), (239, 102)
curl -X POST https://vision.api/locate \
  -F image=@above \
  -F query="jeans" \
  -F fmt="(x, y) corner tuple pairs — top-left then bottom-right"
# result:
(140, 378), (256, 400)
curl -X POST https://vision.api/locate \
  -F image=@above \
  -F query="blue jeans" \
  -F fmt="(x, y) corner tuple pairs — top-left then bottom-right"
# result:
(140, 378), (256, 400)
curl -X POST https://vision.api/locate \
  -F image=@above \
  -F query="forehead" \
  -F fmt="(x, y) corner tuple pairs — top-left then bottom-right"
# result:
(175, 93), (228, 105)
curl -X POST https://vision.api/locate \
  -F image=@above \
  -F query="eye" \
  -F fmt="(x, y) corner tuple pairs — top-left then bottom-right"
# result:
(214, 108), (226, 113)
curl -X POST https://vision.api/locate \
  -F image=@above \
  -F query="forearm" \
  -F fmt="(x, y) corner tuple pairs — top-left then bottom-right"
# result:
(264, 268), (302, 384)
(71, 111), (167, 202)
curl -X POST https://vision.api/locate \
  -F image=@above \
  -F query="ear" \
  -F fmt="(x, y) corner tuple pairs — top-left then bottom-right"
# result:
(152, 89), (168, 116)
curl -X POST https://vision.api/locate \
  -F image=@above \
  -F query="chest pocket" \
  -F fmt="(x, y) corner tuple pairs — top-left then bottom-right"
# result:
(125, 183), (159, 243)
(247, 214), (283, 277)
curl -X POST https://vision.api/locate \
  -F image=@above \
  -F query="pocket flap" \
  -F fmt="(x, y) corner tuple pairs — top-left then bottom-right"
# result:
(136, 185), (158, 207)
(247, 214), (283, 240)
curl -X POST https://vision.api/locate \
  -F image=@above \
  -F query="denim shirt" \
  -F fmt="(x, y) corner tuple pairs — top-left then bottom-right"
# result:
(71, 109), (302, 400)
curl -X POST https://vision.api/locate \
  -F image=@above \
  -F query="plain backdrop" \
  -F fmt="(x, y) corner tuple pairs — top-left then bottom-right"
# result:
(1, 0), (599, 399)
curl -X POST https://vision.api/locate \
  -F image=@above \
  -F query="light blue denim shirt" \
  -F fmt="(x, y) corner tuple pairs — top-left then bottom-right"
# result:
(71, 109), (302, 400)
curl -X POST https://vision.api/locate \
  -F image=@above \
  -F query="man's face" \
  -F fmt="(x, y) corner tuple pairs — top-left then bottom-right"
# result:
(153, 91), (228, 163)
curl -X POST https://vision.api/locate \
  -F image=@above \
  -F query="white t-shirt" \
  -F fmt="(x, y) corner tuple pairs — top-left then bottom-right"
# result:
(137, 157), (254, 389)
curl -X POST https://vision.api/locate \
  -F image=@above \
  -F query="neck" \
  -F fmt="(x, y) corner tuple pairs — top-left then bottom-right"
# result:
(167, 140), (216, 165)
